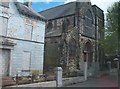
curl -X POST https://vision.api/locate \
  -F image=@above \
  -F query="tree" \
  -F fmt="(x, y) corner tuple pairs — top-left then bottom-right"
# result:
(100, 1), (120, 58)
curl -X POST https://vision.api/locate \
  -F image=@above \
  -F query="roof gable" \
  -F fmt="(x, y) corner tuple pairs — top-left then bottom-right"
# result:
(14, 2), (46, 21)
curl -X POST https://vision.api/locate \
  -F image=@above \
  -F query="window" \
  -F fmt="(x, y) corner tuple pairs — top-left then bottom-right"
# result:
(1, 49), (10, 76)
(46, 22), (53, 30)
(84, 10), (93, 37)
(69, 39), (77, 57)
(0, 17), (8, 36)
(66, 18), (70, 26)
(24, 24), (32, 40)
(73, 16), (76, 27)
(22, 51), (31, 71)
(66, 16), (76, 27)
(62, 20), (66, 32)
(57, 19), (62, 30)
(54, 20), (57, 29)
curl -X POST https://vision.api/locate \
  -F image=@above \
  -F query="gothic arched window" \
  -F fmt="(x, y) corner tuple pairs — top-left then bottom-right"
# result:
(66, 18), (70, 26)
(69, 38), (77, 57)
(84, 10), (93, 36)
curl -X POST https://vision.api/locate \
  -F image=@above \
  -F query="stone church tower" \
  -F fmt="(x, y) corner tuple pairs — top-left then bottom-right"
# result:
(39, 1), (104, 77)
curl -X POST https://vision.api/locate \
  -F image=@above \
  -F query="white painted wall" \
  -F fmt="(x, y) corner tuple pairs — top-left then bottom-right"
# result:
(0, 49), (2, 77)
(9, 39), (44, 76)
(0, 2), (45, 76)
(7, 2), (45, 43)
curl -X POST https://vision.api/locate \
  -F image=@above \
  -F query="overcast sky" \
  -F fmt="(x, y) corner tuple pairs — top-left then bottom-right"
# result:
(90, 0), (118, 14)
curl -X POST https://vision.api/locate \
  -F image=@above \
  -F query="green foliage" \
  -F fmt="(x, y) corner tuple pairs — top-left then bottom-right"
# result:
(106, 2), (119, 33)
(100, 1), (119, 57)
(31, 70), (41, 76)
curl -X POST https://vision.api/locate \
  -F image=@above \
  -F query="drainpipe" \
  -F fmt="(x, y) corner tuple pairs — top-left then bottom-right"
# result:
(76, 0), (80, 70)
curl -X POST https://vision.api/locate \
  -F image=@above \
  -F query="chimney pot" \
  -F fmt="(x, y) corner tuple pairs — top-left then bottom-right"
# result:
(24, 0), (32, 7)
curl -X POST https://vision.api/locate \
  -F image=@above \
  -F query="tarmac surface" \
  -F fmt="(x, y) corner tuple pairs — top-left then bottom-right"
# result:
(67, 70), (119, 87)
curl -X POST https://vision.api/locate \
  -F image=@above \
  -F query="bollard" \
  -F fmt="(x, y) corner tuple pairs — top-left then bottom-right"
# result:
(107, 61), (111, 72)
(31, 74), (34, 83)
(54, 67), (62, 87)
(44, 74), (47, 81)
(31, 74), (36, 83)
(93, 62), (98, 77)
(117, 61), (119, 70)
(84, 62), (87, 80)
(83, 51), (88, 80)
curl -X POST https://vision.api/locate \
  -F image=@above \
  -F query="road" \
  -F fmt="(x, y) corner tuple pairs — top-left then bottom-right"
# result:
(66, 74), (118, 87)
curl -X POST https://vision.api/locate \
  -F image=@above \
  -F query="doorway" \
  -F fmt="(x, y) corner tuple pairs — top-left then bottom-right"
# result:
(84, 42), (93, 69)
(1, 49), (11, 76)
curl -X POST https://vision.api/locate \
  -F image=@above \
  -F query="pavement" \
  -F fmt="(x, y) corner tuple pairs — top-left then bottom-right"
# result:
(66, 75), (118, 87)
(66, 69), (119, 87)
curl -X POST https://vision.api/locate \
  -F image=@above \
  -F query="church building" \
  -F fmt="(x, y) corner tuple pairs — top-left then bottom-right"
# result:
(39, 1), (104, 77)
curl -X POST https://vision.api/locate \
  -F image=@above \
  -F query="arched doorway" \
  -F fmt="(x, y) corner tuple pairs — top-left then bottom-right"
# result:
(83, 41), (93, 69)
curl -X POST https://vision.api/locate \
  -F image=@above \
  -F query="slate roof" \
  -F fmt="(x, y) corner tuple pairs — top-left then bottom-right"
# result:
(39, 2), (77, 20)
(14, 2), (46, 21)
(39, 2), (85, 37)
(39, 2), (86, 20)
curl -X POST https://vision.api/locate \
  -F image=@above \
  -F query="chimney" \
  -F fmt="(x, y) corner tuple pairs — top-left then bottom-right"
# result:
(24, 0), (32, 8)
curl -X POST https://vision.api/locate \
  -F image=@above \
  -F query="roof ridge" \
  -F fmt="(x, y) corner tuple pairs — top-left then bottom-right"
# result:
(39, 2), (75, 13)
